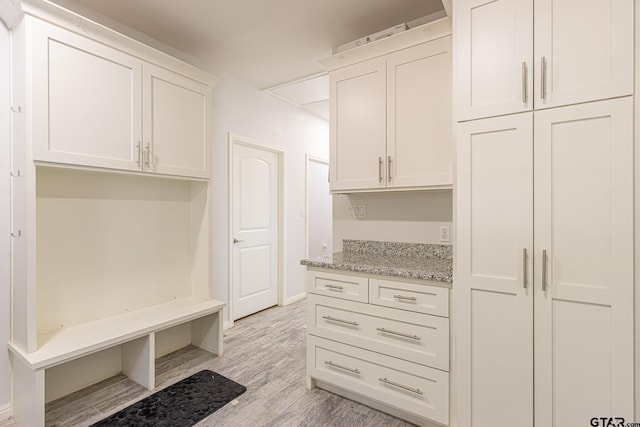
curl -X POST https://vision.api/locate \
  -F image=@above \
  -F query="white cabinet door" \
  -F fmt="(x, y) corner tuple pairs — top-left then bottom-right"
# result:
(387, 37), (452, 188)
(533, 98), (633, 427)
(455, 0), (633, 120)
(330, 58), (387, 191)
(31, 20), (142, 171)
(143, 64), (211, 179)
(456, 113), (534, 427)
(534, 0), (633, 110)
(455, 0), (533, 121)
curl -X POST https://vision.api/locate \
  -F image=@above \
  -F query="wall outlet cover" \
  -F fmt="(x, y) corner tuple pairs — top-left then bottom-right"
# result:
(439, 225), (450, 242)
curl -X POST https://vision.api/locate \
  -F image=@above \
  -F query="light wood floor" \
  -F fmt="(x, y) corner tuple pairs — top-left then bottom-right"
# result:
(1, 299), (414, 427)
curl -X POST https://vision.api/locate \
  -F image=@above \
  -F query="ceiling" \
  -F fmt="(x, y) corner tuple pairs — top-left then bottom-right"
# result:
(48, 0), (447, 119)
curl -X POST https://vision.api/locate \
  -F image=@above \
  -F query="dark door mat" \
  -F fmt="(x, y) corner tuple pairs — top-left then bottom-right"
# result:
(91, 370), (246, 427)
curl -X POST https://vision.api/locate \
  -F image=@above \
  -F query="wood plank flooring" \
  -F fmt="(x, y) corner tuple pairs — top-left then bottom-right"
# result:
(1, 299), (414, 427)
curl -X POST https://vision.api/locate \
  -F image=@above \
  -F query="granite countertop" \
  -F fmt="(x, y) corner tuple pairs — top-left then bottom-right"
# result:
(300, 239), (452, 284)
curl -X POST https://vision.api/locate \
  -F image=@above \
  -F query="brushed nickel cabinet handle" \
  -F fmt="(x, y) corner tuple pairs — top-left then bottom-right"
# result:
(323, 315), (359, 326)
(540, 56), (546, 100)
(521, 61), (528, 103)
(542, 249), (548, 292)
(393, 294), (417, 301)
(136, 141), (142, 167)
(324, 283), (344, 291)
(145, 143), (151, 167)
(378, 156), (383, 183)
(522, 248), (528, 289)
(387, 156), (392, 183)
(325, 360), (360, 374)
(378, 377), (423, 395)
(376, 327), (421, 341)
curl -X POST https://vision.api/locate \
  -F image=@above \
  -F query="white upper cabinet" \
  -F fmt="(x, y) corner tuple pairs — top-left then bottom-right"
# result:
(31, 20), (142, 171)
(27, 18), (215, 179)
(534, 0), (633, 110)
(455, 0), (633, 121)
(143, 63), (211, 179)
(330, 58), (387, 191)
(326, 28), (452, 192)
(387, 37), (452, 188)
(456, 0), (533, 120)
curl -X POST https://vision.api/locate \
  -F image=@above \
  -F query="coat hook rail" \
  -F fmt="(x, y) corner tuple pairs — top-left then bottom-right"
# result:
(10, 106), (21, 113)
(10, 170), (20, 177)
(11, 230), (21, 238)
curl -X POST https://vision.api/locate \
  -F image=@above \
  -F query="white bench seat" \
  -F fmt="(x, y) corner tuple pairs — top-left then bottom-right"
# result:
(9, 297), (225, 370)
(8, 297), (225, 427)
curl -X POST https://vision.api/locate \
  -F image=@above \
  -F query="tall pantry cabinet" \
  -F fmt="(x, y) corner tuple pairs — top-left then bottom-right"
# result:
(454, 1), (635, 426)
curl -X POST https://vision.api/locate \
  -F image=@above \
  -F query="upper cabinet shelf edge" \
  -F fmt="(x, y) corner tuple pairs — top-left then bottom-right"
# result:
(319, 17), (452, 72)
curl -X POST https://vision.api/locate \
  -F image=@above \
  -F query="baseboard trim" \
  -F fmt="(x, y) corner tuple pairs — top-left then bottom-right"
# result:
(223, 320), (232, 331)
(0, 402), (11, 420)
(284, 292), (306, 306)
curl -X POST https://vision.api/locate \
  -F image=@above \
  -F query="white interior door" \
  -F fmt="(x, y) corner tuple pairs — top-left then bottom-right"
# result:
(306, 157), (332, 258)
(231, 140), (280, 321)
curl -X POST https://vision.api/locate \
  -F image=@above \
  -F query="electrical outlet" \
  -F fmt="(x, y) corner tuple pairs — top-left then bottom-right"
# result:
(352, 205), (367, 219)
(439, 226), (450, 242)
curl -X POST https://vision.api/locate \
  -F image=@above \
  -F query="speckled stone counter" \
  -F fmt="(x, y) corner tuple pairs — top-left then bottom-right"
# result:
(301, 239), (452, 284)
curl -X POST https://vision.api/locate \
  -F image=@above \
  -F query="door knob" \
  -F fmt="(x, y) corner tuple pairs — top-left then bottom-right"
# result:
(233, 238), (244, 244)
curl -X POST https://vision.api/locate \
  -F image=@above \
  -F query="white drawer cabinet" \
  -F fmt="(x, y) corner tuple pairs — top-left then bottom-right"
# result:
(307, 270), (368, 303)
(309, 336), (449, 426)
(308, 294), (449, 371)
(370, 278), (449, 317)
(306, 269), (451, 426)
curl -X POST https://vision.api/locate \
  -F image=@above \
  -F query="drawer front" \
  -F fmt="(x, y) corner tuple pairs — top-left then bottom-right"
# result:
(308, 336), (449, 425)
(369, 278), (449, 317)
(308, 295), (449, 371)
(307, 270), (368, 302)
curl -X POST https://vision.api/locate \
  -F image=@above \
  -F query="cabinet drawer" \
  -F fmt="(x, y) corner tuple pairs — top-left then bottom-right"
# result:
(308, 295), (448, 371)
(369, 278), (448, 317)
(308, 336), (449, 426)
(307, 270), (368, 302)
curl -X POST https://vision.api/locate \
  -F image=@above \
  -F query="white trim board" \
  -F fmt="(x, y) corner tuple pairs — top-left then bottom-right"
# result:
(0, 402), (11, 420)
(285, 292), (306, 306)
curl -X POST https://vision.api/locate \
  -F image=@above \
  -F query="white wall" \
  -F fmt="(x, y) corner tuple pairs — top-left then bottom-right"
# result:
(59, 4), (330, 320)
(1, 20), (12, 415)
(209, 73), (329, 320)
(333, 190), (453, 251)
(306, 158), (332, 258)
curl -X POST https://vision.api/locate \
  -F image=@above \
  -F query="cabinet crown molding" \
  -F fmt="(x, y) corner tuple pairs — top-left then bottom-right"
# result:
(319, 17), (451, 72)
(19, 0), (220, 87)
